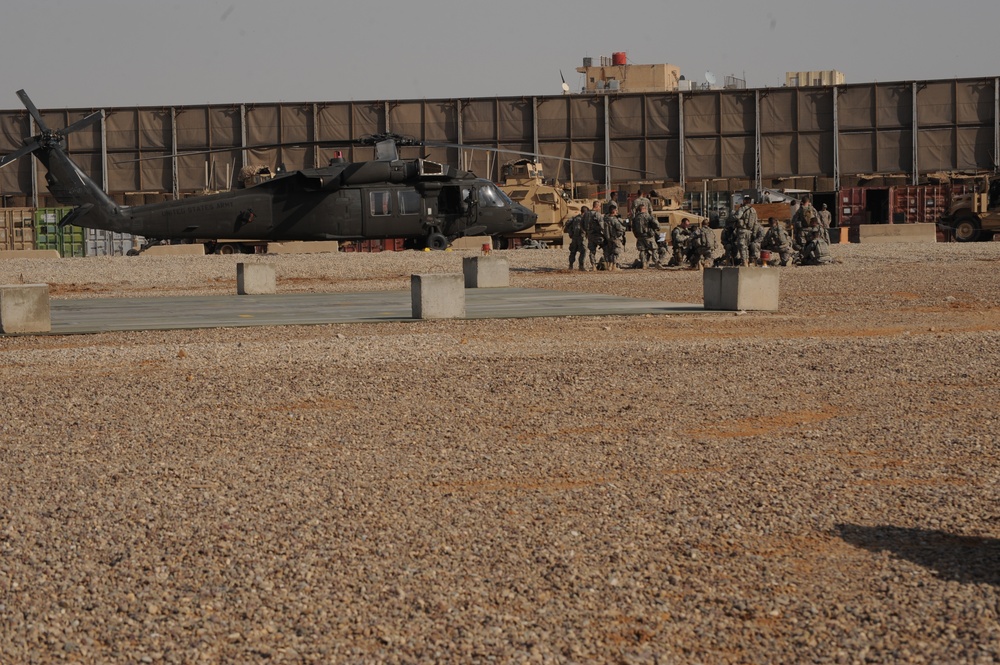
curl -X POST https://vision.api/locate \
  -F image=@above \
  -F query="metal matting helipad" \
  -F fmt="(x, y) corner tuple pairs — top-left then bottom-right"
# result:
(42, 288), (706, 334)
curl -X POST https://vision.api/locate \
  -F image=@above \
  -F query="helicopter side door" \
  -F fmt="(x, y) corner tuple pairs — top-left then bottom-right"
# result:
(363, 186), (425, 239)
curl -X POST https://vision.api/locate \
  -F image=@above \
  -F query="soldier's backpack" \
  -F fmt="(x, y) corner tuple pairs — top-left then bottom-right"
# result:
(631, 215), (645, 237)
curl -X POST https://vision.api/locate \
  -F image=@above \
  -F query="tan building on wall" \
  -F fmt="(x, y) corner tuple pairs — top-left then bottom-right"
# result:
(576, 54), (681, 93)
(785, 70), (846, 87)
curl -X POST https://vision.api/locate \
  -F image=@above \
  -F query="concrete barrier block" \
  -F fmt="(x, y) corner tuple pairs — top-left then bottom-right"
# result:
(449, 235), (492, 250)
(0, 249), (61, 260)
(463, 256), (509, 288)
(237, 262), (276, 295)
(857, 223), (937, 244)
(703, 267), (779, 311)
(0, 284), (51, 333)
(141, 244), (206, 256)
(411, 273), (465, 319)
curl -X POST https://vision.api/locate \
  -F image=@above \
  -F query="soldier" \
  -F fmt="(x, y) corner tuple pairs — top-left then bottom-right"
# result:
(686, 220), (718, 269)
(792, 196), (817, 249)
(800, 218), (834, 265)
(668, 218), (691, 267)
(817, 203), (832, 243)
(734, 197), (758, 267)
(602, 203), (626, 270)
(584, 200), (605, 270)
(631, 190), (652, 216)
(761, 217), (793, 266)
(564, 206), (588, 270)
(719, 216), (738, 266)
(749, 214), (766, 265)
(630, 203), (658, 268)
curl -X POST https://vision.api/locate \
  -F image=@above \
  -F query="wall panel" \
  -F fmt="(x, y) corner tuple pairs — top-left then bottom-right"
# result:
(462, 99), (497, 142)
(317, 103), (352, 141)
(610, 96), (644, 138)
(684, 93), (719, 136)
(645, 95), (679, 137)
(498, 100), (531, 142)
(685, 137), (719, 179)
(106, 110), (137, 150)
(389, 102), (423, 141)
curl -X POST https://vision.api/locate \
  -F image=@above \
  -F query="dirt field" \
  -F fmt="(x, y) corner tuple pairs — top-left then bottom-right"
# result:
(1, 243), (998, 663)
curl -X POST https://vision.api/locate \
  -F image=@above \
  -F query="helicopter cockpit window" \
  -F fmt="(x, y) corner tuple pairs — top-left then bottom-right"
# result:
(369, 191), (391, 216)
(397, 190), (421, 216)
(477, 183), (508, 208)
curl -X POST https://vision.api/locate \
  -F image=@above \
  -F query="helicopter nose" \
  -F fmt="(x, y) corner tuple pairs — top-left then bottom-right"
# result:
(511, 204), (536, 232)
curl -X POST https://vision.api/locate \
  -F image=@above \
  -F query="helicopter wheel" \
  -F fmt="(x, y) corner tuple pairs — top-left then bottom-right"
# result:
(425, 232), (449, 251)
(492, 236), (510, 250)
(217, 243), (240, 255)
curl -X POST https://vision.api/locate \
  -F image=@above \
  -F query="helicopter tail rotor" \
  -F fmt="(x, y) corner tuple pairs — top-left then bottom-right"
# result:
(0, 90), (120, 229)
(0, 90), (103, 170)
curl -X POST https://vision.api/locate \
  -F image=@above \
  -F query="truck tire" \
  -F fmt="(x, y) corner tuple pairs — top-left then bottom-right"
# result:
(953, 215), (981, 243)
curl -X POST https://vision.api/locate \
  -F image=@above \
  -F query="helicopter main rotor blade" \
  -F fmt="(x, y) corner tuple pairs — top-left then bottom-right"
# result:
(0, 140), (40, 169)
(113, 140), (355, 165)
(63, 110), (103, 136)
(16, 89), (49, 133)
(424, 141), (654, 176)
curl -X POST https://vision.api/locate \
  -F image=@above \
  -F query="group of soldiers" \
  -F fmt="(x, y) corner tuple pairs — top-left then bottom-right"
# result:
(565, 192), (835, 271)
(714, 195), (834, 267)
(563, 193), (721, 271)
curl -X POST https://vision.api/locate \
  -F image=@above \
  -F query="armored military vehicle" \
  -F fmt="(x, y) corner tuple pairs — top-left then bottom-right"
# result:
(945, 176), (1000, 242)
(496, 160), (588, 248)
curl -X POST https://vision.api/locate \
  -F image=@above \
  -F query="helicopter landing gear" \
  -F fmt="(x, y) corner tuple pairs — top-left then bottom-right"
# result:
(425, 232), (449, 251)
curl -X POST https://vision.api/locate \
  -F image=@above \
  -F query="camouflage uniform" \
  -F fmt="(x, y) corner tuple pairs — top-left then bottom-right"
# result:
(749, 218), (766, 265)
(761, 219), (793, 266)
(800, 220), (833, 265)
(630, 206), (658, 268)
(584, 206), (605, 270)
(686, 222), (717, 268)
(565, 210), (588, 270)
(656, 232), (670, 265)
(793, 201), (817, 249)
(631, 193), (652, 217)
(817, 204), (832, 244)
(668, 221), (691, 267)
(602, 211), (626, 269)
(720, 218), (738, 266)
(734, 203), (758, 267)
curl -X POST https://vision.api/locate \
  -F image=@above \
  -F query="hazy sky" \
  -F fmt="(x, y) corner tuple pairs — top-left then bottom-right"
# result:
(1, 0), (997, 110)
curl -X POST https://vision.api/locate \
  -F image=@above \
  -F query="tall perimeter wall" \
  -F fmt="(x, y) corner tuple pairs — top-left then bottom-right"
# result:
(0, 77), (996, 206)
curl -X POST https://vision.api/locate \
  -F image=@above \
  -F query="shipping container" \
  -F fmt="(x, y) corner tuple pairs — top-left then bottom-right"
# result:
(838, 187), (867, 240)
(0, 207), (36, 250)
(888, 185), (950, 225)
(34, 208), (86, 257)
(85, 228), (143, 256)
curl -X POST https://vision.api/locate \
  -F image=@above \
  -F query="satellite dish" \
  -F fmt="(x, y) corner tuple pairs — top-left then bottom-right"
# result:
(560, 70), (570, 94)
(705, 71), (717, 86)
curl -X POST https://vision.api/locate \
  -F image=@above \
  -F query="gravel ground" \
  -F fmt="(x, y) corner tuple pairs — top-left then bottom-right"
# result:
(0, 242), (998, 663)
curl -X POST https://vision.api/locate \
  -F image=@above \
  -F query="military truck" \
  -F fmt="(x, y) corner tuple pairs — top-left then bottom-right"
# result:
(495, 160), (587, 248)
(945, 176), (1000, 242)
(642, 187), (710, 232)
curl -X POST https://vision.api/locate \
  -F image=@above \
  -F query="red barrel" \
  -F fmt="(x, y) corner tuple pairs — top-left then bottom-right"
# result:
(612, 52), (627, 66)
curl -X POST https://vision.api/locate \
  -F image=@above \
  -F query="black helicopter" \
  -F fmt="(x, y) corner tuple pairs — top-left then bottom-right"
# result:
(0, 90), (537, 251)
